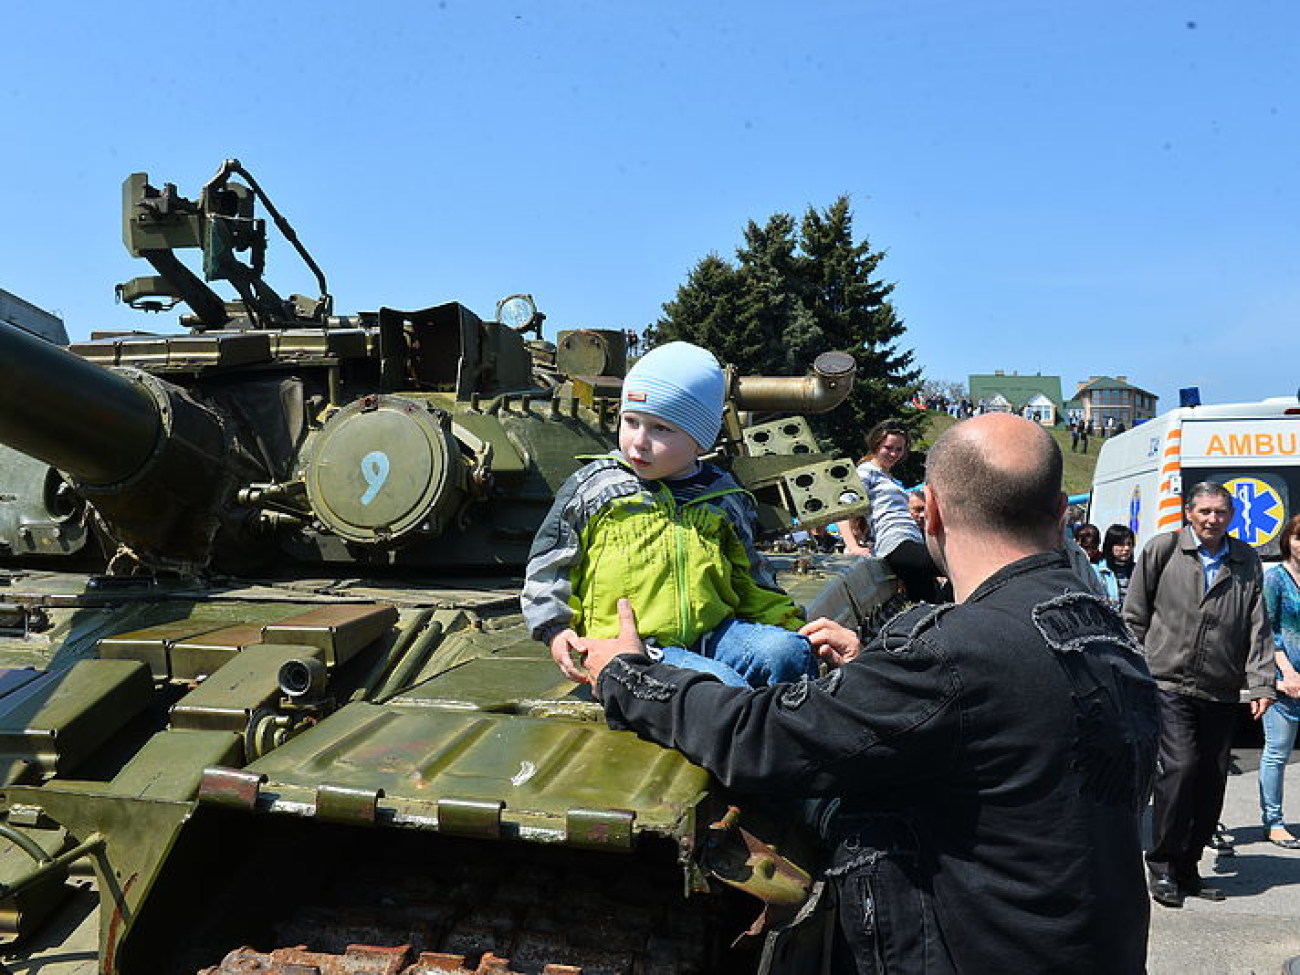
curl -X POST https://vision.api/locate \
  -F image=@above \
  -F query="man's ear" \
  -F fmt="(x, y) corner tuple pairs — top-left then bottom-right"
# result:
(1052, 491), (1067, 526)
(923, 485), (942, 537)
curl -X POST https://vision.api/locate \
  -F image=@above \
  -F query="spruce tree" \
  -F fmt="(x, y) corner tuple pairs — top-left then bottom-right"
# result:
(650, 197), (921, 467)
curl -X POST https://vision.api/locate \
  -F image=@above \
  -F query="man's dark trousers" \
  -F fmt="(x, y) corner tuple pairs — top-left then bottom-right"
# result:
(1146, 688), (1238, 885)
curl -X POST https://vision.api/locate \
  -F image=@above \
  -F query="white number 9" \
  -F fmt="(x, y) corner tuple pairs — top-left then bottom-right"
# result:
(360, 451), (390, 506)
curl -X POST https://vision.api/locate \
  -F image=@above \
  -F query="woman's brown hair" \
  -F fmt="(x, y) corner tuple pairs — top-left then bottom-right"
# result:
(862, 419), (910, 464)
(1280, 512), (1300, 562)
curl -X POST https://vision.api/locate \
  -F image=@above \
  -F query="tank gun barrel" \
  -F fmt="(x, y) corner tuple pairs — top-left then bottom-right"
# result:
(733, 351), (856, 414)
(0, 324), (160, 485)
(0, 323), (238, 571)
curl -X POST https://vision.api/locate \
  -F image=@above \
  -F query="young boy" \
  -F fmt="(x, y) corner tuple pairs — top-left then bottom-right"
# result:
(520, 341), (816, 687)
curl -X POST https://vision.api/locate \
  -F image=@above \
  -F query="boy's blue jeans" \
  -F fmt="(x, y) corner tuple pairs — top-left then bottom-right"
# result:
(1259, 700), (1300, 828)
(652, 618), (816, 687)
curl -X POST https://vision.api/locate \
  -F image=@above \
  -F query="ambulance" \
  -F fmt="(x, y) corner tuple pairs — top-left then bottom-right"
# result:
(1087, 397), (1300, 561)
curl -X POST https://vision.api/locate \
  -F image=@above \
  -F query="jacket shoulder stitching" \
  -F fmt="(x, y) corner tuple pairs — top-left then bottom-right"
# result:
(1032, 591), (1142, 656)
(877, 602), (952, 652)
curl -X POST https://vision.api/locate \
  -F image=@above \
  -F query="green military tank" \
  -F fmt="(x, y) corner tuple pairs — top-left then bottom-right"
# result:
(0, 161), (898, 975)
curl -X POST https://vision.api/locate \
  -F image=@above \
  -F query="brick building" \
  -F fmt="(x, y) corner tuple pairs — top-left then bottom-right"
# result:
(1072, 375), (1158, 431)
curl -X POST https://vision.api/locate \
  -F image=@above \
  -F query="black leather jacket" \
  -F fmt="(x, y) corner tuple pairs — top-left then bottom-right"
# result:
(597, 551), (1159, 974)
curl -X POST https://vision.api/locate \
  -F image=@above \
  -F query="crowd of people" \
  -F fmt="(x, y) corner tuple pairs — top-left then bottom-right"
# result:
(519, 343), (1298, 972)
(912, 391), (977, 417)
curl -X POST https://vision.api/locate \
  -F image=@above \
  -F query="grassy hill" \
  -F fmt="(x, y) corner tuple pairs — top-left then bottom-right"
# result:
(916, 413), (1098, 498)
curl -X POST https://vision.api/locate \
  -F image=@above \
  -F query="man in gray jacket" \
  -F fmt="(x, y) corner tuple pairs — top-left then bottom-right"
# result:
(1124, 481), (1275, 907)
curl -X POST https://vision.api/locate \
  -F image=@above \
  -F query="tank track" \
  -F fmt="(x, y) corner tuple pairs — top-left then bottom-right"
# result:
(172, 820), (759, 975)
(201, 944), (581, 973)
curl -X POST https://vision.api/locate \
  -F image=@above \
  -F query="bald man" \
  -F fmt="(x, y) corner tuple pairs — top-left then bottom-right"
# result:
(579, 413), (1160, 974)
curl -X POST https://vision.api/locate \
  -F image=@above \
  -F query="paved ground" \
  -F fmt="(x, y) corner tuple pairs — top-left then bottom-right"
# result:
(1148, 749), (1300, 975)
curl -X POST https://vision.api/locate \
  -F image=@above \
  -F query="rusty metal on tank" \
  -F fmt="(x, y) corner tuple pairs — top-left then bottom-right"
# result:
(0, 160), (898, 975)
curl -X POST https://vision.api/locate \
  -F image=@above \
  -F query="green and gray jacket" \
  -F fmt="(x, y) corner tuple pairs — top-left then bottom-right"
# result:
(521, 454), (803, 648)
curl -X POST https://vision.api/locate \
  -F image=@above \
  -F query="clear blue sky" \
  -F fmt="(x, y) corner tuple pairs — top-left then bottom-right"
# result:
(4, 1), (1297, 409)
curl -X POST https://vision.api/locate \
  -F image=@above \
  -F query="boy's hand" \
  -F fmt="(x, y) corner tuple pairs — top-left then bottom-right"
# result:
(549, 629), (588, 683)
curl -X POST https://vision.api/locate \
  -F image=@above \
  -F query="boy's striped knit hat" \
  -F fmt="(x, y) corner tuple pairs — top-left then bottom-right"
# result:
(620, 342), (725, 451)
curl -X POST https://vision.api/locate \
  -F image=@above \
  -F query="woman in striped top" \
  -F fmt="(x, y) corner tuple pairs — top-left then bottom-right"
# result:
(838, 419), (945, 603)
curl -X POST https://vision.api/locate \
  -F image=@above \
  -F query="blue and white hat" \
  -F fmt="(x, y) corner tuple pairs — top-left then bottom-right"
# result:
(620, 342), (726, 451)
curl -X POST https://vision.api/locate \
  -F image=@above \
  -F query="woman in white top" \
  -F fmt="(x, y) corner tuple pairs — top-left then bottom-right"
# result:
(838, 419), (944, 602)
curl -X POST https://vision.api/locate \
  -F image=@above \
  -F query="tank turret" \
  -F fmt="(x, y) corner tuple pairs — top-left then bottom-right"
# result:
(2, 177), (866, 578)
(0, 163), (896, 975)
(0, 316), (864, 578)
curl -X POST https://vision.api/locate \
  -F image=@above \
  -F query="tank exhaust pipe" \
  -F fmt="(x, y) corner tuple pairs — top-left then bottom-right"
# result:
(733, 351), (856, 414)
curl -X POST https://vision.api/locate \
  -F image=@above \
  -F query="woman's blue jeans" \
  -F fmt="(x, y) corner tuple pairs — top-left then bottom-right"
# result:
(654, 618), (816, 688)
(1259, 701), (1300, 828)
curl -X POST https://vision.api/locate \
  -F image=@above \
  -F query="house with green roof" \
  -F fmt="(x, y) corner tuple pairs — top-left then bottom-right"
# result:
(967, 371), (1065, 426)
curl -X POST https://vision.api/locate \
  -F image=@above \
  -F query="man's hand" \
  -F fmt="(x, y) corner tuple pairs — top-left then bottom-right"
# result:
(1250, 697), (1274, 720)
(549, 628), (588, 683)
(799, 617), (862, 668)
(576, 599), (647, 685)
(1278, 671), (1300, 698)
